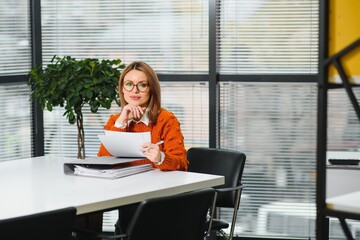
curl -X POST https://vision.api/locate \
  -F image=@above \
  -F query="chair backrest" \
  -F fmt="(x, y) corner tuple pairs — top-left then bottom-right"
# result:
(187, 147), (246, 208)
(126, 188), (216, 240)
(0, 207), (77, 240)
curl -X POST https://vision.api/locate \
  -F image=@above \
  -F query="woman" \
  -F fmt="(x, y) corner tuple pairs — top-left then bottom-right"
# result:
(98, 61), (189, 234)
(98, 61), (188, 171)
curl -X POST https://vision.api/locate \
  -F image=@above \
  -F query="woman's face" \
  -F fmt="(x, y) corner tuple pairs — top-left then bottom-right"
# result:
(122, 69), (151, 107)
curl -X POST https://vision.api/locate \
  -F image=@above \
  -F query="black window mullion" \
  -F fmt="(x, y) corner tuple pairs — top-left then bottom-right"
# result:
(30, 0), (44, 157)
(219, 74), (318, 83)
(209, 0), (219, 148)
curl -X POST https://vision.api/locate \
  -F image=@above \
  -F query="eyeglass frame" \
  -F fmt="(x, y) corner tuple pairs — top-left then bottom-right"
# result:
(122, 81), (150, 93)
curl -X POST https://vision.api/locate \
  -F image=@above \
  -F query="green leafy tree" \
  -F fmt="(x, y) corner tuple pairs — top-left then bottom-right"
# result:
(28, 55), (125, 159)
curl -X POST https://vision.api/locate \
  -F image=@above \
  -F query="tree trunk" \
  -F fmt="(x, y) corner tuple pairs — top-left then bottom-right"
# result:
(76, 113), (85, 159)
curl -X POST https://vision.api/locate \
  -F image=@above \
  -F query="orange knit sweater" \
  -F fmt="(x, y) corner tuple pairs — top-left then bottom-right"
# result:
(98, 108), (188, 171)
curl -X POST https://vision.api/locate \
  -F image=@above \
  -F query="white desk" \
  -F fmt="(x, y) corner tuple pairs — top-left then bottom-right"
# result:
(326, 151), (360, 211)
(327, 166), (360, 198)
(0, 155), (224, 220)
(327, 191), (360, 214)
(324, 152), (360, 239)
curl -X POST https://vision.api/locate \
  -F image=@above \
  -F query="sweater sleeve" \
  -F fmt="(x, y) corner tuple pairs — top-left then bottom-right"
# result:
(155, 112), (189, 171)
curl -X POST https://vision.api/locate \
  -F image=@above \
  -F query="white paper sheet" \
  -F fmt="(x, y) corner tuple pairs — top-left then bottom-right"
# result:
(98, 131), (151, 157)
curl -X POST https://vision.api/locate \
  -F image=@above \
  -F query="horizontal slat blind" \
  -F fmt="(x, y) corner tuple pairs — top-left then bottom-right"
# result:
(41, 0), (208, 73)
(43, 103), (114, 158)
(0, 83), (32, 161)
(219, 0), (319, 74)
(219, 82), (317, 238)
(161, 82), (209, 148)
(328, 88), (360, 150)
(0, 1), (31, 76)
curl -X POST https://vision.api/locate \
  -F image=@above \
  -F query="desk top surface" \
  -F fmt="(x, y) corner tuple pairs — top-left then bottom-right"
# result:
(327, 191), (360, 213)
(0, 155), (224, 220)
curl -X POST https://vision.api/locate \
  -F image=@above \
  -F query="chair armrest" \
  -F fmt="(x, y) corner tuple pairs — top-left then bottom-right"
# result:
(215, 184), (244, 211)
(215, 183), (244, 193)
(73, 226), (127, 240)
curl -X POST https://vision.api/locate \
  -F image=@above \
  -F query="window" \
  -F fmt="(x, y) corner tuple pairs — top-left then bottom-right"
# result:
(219, 82), (317, 237)
(328, 89), (360, 150)
(218, 0), (320, 238)
(0, 83), (32, 162)
(41, 0), (208, 73)
(0, 0), (31, 76)
(0, 0), (32, 161)
(219, 0), (319, 74)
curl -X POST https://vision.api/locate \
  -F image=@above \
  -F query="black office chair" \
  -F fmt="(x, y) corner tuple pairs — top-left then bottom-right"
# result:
(0, 207), (77, 240)
(74, 188), (216, 240)
(187, 147), (246, 240)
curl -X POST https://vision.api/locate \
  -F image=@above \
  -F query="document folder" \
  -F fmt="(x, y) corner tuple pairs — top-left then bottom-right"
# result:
(64, 157), (152, 179)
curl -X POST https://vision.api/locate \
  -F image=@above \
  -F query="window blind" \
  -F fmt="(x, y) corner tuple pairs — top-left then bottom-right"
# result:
(0, 0), (31, 76)
(219, 0), (319, 74)
(41, 0), (208, 73)
(217, 0), (320, 238)
(219, 82), (318, 238)
(328, 88), (360, 150)
(0, 1), (32, 161)
(0, 83), (32, 162)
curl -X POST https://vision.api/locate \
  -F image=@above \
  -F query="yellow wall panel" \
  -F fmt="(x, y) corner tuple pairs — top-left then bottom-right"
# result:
(329, 0), (360, 82)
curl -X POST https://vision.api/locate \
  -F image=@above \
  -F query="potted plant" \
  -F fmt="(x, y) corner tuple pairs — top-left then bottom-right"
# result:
(28, 55), (125, 159)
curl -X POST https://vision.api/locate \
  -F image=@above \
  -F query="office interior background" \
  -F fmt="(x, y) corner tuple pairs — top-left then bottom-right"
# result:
(1, 0), (359, 239)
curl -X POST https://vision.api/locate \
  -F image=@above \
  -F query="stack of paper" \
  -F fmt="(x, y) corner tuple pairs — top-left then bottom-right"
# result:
(73, 163), (153, 179)
(64, 156), (152, 179)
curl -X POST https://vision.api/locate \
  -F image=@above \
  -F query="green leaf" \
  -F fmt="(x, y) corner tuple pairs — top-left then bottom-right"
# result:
(86, 89), (92, 98)
(46, 102), (53, 111)
(27, 55), (125, 139)
(90, 104), (99, 113)
(68, 112), (76, 124)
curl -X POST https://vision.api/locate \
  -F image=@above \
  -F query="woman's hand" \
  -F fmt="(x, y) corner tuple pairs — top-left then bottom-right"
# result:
(140, 142), (162, 163)
(116, 104), (146, 125)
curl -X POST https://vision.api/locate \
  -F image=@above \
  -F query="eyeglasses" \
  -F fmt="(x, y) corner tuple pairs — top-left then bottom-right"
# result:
(123, 81), (149, 92)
